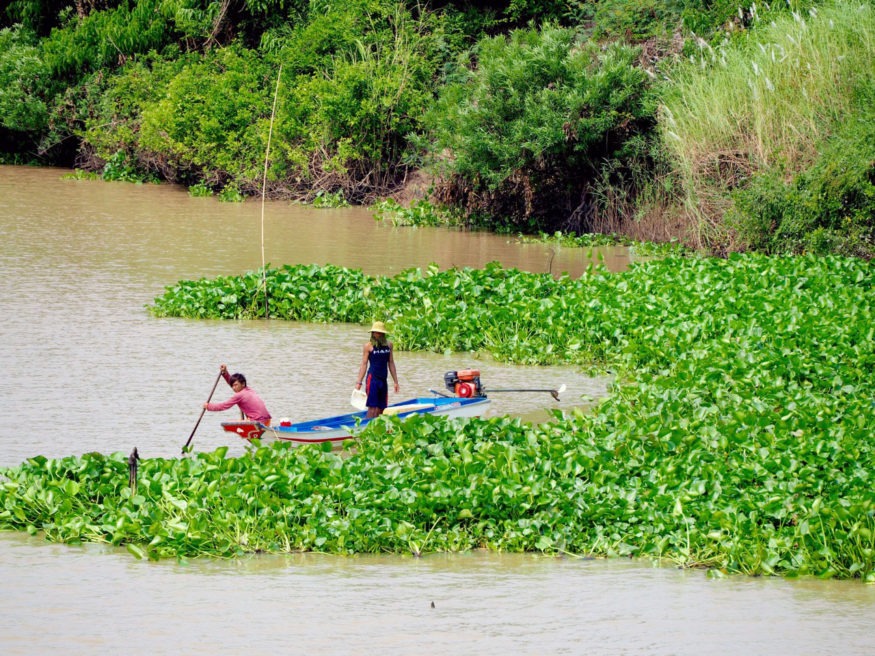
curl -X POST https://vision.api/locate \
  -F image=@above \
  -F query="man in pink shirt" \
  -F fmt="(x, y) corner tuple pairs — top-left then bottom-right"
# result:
(203, 364), (272, 425)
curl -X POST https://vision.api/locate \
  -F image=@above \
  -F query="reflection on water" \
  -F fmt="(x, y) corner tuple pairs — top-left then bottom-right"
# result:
(1, 165), (874, 655)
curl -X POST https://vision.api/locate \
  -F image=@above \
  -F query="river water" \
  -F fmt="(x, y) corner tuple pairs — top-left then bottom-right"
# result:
(1, 165), (873, 654)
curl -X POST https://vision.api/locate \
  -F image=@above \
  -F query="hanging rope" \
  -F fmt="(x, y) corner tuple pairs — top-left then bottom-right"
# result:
(260, 63), (283, 319)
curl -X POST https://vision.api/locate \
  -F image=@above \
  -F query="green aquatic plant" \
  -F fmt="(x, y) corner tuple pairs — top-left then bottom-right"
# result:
(63, 169), (101, 181)
(188, 182), (213, 197)
(517, 231), (631, 248)
(311, 190), (349, 208)
(372, 198), (459, 227)
(217, 183), (245, 202)
(1, 406), (872, 580)
(516, 231), (690, 257)
(101, 150), (158, 184)
(149, 255), (875, 376)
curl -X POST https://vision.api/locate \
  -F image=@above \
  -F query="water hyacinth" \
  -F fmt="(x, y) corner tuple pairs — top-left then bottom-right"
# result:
(0, 405), (872, 578)
(3, 254), (874, 580)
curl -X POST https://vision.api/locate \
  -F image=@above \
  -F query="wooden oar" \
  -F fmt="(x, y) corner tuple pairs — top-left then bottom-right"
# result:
(181, 372), (223, 454)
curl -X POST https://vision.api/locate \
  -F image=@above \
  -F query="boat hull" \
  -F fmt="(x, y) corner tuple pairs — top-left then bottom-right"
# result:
(221, 396), (490, 447)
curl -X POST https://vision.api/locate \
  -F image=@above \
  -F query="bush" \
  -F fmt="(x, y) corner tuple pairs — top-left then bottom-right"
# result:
(78, 51), (191, 173)
(271, 0), (442, 201)
(1, 0), (72, 36)
(593, 0), (680, 41)
(0, 27), (50, 133)
(41, 0), (174, 79)
(425, 23), (656, 232)
(138, 45), (273, 185)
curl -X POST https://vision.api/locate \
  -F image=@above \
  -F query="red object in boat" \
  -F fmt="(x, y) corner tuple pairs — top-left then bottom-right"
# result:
(222, 422), (265, 441)
(444, 369), (484, 398)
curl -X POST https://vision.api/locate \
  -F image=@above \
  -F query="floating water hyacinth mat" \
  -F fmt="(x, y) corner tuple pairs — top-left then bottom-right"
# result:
(2, 253), (873, 578)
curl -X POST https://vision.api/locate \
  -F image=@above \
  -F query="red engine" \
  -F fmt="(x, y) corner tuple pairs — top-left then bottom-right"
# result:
(444, 369), (485, 398)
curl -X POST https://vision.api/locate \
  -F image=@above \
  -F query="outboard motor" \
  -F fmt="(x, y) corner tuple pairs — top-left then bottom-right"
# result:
(444, 370), (485, 398)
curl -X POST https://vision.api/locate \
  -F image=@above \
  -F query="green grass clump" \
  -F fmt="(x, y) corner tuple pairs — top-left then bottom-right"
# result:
(660, 0), (875, 251)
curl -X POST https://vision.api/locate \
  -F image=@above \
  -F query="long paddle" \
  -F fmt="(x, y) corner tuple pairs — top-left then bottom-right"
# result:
(182, 372), (223, 454)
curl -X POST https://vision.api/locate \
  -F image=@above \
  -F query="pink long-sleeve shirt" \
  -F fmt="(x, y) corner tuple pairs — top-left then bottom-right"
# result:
(207, 374), (271, 423)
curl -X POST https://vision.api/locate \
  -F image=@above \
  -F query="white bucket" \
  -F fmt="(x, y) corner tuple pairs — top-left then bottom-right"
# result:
(350, 388), (367, 411)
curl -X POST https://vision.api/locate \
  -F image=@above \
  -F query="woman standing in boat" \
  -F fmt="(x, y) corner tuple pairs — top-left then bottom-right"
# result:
(355, 321), (400, 418)
(203, 364), (272, 425)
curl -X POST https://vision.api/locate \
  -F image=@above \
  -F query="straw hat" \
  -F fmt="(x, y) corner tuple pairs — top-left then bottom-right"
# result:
(369, 321), (388, 334)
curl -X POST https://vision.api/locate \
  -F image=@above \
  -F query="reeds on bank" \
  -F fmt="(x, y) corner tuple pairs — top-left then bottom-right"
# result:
(660, 1), (875, 248)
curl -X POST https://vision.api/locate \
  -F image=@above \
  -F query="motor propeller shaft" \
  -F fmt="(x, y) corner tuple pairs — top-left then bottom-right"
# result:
(485, 384), (567, 401)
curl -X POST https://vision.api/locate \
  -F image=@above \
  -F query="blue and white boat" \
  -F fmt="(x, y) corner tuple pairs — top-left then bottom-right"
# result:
(221, 395), (491, 447)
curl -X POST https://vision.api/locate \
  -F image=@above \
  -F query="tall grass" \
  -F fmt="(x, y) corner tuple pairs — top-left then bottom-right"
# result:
(659, 1), (875, 248)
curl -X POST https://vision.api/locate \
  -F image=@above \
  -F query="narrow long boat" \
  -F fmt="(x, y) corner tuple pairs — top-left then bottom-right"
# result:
(221, 395), (490, 447)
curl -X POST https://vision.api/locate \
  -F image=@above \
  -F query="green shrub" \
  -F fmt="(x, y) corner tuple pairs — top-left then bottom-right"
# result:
(138, 45), (273, 184)
(79, 51), (192, 169)
(0, 27), (50, 133)
(425, 23), (656, 231)
(73, 1), (443, 196)
(2, 0), (72, 36)
(41, 0), (174, 79)
(272, 0), (441, 201)
(593, 0), (680, 41)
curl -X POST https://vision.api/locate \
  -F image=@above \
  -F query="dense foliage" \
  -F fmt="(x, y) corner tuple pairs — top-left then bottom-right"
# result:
(268, 1), (443, 201)
(660, 1), (875, 255)
(4, 254), (874, 579)
(136, 45), (274, 186)
(424, 25), (656, 233)
(4, 0), (869, 254)
(728, 81), (875, 258)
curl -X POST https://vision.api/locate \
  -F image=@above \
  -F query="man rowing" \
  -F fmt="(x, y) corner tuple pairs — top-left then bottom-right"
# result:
(203, 364), (272, 425)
